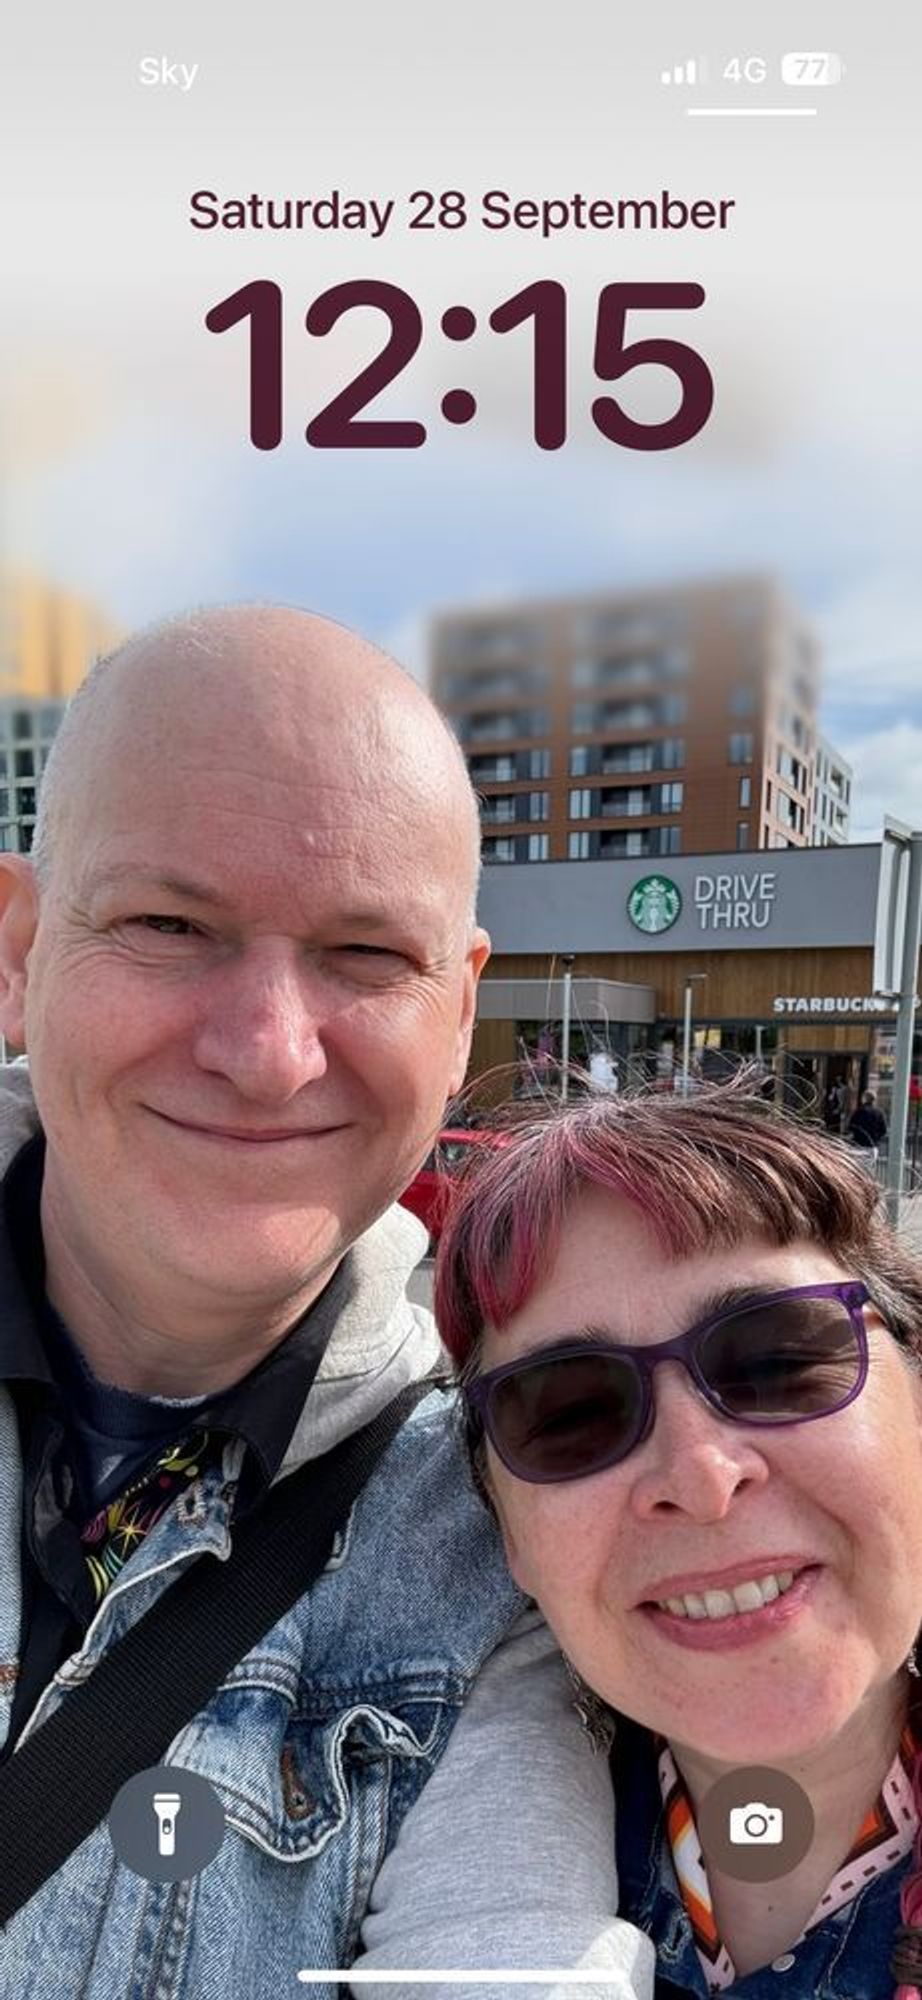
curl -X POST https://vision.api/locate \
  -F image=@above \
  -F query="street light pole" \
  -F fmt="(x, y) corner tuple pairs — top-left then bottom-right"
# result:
(885, 831), (922, 1226)
(561, 955), (575, 1103)
(680, 974), (708, 1094)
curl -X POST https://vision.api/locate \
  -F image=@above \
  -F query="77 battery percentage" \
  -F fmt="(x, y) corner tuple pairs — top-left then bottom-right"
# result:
(781, 52), (845, 85)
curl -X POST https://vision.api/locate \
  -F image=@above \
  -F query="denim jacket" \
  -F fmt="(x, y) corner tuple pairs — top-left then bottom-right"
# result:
(612, 1711), (907, 2000)
(0, 1066), (525, 1999)
(0, 1383), (524, 1999)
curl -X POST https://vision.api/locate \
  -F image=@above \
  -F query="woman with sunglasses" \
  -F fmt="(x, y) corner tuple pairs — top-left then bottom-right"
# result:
(431, 1084), (922, 2000)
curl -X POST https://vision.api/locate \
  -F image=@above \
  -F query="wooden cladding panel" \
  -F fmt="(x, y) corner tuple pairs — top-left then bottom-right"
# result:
(477, 946), (902, 1022)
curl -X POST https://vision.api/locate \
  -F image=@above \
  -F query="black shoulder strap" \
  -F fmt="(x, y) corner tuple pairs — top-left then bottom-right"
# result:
(0, 1377), (434, 1927)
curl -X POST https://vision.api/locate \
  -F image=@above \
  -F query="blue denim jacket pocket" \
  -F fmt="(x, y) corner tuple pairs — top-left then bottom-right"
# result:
(173, 1672), (459, 1862)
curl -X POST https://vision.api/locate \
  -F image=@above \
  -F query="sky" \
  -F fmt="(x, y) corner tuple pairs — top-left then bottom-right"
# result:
(2, 0), (919, 842)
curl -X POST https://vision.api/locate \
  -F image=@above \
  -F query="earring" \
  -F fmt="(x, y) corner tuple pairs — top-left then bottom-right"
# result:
(562, 1655), (616, 1754)
(907, 1641), (921, 1679)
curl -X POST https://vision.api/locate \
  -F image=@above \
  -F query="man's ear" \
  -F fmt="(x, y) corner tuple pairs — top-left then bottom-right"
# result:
(447, 925), (491, 1096)
(0, 857), (39, 1050)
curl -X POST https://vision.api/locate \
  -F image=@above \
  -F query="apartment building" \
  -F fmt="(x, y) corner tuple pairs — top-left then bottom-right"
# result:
(0, 571), (121, 702)
(814, 734), (853, 846)
(431, 577), (840, 865)
(0, 698), (67, 854)
(0, 573), (122, 853)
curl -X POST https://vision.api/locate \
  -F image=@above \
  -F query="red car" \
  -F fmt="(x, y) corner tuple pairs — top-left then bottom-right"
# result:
(399, 1128), (499, 1241)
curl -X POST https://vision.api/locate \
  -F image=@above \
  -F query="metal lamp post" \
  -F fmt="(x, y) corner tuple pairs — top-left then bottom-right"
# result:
(680, 974), (708, 1094)
(560, 955), (576, 1102)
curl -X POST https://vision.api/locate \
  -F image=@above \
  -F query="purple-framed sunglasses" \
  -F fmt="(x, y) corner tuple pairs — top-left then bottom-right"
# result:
(463, 1281), (871, 1484)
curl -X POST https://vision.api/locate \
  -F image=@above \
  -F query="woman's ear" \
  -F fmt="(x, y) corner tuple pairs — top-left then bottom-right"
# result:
(0, 857), (40, 1050)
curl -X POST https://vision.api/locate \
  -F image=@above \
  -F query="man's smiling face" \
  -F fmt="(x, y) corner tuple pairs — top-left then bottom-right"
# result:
(0, 613), (488, 1325)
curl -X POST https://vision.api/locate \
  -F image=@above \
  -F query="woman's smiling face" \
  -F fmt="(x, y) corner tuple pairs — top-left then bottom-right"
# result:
(480, 1183), (922, 1766)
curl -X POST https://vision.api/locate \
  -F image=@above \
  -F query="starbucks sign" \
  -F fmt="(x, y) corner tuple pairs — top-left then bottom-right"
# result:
(627, 874), (682, 935)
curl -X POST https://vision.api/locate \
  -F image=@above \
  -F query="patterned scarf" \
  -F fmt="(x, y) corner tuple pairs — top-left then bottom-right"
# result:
(658, 1702), (922, 1991)
(78, 1429), (223, 1603)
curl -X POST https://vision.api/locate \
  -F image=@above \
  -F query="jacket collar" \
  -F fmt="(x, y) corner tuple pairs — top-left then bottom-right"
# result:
(0, 1063), (442, 1476)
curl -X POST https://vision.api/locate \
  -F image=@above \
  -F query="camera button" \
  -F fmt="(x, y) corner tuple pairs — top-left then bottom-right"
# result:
(698, 1764), (814, 1882)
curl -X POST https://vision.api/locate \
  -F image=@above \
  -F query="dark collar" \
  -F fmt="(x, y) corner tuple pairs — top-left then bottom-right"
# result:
(0, 1132), (347, 1500)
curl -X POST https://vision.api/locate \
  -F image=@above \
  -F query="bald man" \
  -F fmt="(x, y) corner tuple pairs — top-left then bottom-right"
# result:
(0, 609), (649, 1999)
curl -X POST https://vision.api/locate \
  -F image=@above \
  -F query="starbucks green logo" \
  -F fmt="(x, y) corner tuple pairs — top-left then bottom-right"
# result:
(627, 874), (682, 935)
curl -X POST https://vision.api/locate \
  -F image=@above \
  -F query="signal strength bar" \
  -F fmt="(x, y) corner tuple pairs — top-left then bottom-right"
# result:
(661, 57), (705, 86)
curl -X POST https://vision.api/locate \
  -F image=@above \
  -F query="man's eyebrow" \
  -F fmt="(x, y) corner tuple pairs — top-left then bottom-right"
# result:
(85, 870), (417, 933)
(86, 868), (231, 909)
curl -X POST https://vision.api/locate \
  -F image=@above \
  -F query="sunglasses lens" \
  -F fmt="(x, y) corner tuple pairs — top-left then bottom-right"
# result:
(698, 1298), (863, 1419)
(486, 1352), (643, 1481)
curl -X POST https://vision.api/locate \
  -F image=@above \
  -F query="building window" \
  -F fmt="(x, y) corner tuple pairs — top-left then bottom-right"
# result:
(571, 703), (595, 732)
(659, 826), (682, 856)
(527, 833), (549, 861)
(599, 829), (652, 859)
(661, 737), (685, 770)
(13, 712), (32, 741)
(661, 647), (689, 679)
(39, 706), (64, 742)
(599, 656), (655, 690)
(729, 686), (755, 717)
(568, 831), (590, 859)
(661, 694), (687, 725)
(471, 755), (515, 783)
(778, 747), (806, 792)
(0, 789), (7, 818)
(729, 733), (754, 764)
(480, 794), (517, 824)
(625, 787), (648, 817)
(660, 781), (684, 813)
(570, 744), (589, 776)
(601, 741), (654, 775)
(602, 701), (657, 731)
(528, 747), (551, 779)
(528, 791), (549, 821)
(736, 821), (751, 851)
(569, 787), (592, 819)
(738, 775), (751, 808)
(483, 836), (516, 863)
(14, 750), (34, 779)
(17, 786), (36, 817)
(466, 712), (521, 743)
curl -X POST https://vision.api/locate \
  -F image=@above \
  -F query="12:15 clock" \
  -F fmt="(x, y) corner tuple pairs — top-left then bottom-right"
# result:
(204, 278), (714, 451)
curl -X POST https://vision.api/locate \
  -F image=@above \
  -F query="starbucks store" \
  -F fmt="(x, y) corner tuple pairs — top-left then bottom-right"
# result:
(469, 843), (922, 1132)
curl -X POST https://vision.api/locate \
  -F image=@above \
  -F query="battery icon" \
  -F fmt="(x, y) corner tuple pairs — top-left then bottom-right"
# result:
(781, 51), (844, 86)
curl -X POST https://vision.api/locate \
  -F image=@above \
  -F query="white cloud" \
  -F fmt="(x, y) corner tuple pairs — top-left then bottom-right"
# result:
(814, 571), (922, 708)
(838, 722), (922, 842)
(378, 610), (428, 685)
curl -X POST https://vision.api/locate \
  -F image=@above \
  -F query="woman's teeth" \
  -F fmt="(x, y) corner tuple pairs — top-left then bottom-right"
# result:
(658, 1570), (798, 1619)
